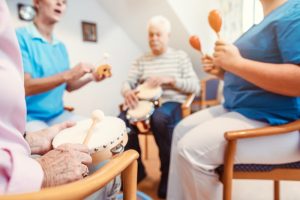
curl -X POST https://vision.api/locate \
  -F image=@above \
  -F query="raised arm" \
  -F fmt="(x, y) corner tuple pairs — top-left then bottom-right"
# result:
(24, 63), (92, 96)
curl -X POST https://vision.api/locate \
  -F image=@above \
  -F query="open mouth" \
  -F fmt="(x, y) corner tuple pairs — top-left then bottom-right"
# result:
(54, 9), (62, 14)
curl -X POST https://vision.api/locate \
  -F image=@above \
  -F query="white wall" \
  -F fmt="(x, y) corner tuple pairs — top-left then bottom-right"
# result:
(98, 0), (207, 79)
(167, 0), (220, 54)
(7, 0), (142, 117)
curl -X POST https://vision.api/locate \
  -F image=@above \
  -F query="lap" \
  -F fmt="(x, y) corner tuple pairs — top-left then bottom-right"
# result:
(173, 105), (227, 143)
(48, 111), (85, 126)
(26, 111), (85, 132)
(177, 110), (300, 166)
(26, 120), (48, 132)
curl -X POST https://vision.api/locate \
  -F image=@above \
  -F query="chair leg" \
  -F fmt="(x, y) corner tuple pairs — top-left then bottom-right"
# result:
(223, 173), (233, 200)
(122, 160), (138, 200)
(274, 181), (280, 200)
(223, 140), (237, 200)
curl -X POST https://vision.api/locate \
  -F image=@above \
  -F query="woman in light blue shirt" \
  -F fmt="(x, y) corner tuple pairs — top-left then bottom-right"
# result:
(168, 0), (300, 199)
(16, 0), (104, 132)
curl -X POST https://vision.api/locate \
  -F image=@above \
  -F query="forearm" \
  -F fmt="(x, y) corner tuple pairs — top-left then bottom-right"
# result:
(174, 77), (200, 94)
(229, 58), (300, 97)
(66, 76), (93, 92)
(121, 81), (135, 96)
(25, 72), (66, 96)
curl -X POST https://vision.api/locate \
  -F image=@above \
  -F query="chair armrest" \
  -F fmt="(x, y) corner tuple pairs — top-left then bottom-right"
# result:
(0, 150), (139, 200)
(64, 106), (74, 112)
(181, 93), (196, 118)
(225, 120), (300, 141)
(182, 93), (196, 109)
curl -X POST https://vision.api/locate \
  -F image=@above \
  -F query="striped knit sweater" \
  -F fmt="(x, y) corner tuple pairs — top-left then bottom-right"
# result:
(121, 48), (200, 104)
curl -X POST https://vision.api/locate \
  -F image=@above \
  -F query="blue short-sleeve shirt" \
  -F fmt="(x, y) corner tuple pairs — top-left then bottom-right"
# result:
(16, 24), (70, 122)
(223, 0), (300, 125)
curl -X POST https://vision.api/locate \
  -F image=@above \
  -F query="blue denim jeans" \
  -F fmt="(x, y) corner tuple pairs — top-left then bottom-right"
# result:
(119, 102), (182, 196)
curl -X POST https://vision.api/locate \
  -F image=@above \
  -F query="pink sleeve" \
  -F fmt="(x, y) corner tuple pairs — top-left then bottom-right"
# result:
(0, 149), (44, 194)
(0, 0), (43, 194)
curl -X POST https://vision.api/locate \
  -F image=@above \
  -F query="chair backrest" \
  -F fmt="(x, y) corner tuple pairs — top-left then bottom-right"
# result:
(203, 78), (220, 101)
(0, 150), (139, 200)
(192, 77), (221, 110)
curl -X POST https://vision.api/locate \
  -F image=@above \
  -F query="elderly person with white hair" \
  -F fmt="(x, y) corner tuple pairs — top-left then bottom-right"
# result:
(119, 15), (200, 198)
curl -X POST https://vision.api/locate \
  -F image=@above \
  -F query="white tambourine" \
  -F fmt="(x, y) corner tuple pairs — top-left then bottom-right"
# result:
(126, 100), (154, 133)
(52, 116), (128, 165)
(136, 83), (162, 106)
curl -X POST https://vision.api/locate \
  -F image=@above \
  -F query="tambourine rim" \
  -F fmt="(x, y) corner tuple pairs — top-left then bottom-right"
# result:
(136, 85), (163, 100)
(126, 105), (155, 123)
(52, 117), (127, 152)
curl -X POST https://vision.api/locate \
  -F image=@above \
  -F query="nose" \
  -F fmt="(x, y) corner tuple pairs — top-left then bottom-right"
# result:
(57, 0), (63, 6)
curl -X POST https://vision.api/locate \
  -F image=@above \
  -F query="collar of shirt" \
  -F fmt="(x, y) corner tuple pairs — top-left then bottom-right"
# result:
(27, 23), (61, 45)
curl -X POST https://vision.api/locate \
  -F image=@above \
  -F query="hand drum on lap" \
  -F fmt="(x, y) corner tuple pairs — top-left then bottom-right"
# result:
(52, 117), (127, 165)
(126, 100), (154, 133)
(136, 83), (162, 107)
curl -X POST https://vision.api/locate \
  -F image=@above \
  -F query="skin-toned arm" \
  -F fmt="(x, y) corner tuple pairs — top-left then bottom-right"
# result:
(66, 76), (93, 92)
(66, 67), (106, 92)
(36, 143), (92, 188)
(24, 73), (66, 96)
(213, 40), (300, 97)
(25, 63), (93, 96)
(123, 89), (140, 109)
(26, 121), (76, 155)
(145, 76), (175, 88)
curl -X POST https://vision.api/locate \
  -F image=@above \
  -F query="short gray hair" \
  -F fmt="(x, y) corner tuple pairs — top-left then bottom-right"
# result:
(147, 15), (171, 33)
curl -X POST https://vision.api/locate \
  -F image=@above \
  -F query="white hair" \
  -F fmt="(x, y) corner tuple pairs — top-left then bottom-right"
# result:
(147, 15), (171, 33)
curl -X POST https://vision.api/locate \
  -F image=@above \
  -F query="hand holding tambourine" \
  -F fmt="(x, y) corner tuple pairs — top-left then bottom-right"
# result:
(93, 53), (112, 81)
(52, 109), (128, 165)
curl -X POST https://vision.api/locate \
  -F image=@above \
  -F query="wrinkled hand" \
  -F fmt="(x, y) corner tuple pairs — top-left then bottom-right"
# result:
(202, 54), (225, 78)
(26, 122), (76, 155)
(124, 89), (139, 109)
(64, 63), (93, 82)
(36, 143), (92, 188)
(213, 40), (244, 71)
(145, 76), (175, 87)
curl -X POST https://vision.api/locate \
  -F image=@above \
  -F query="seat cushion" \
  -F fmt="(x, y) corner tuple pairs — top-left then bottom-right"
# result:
(216, 161), (300, 175)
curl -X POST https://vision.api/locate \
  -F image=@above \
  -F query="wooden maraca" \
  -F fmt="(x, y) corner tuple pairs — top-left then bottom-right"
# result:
(208, 9), (222, 39)
(207, 9), (225, 75)
(96, 53), (112, 79)
(83, 110), (105, 145)
(189, 35), (203, 56)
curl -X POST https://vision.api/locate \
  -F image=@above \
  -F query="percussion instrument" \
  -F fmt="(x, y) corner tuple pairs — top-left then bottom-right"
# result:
(208, 9), (222, 39)
(97, 64), (112, 79)
(126, 100), (155, 133)
(136, 83), (162, 107)
(52, 115), (128, 165)
(189, 35), (203, 54)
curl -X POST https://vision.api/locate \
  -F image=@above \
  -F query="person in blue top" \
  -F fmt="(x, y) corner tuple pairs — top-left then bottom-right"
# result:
(16, 0), (104, 132)
(167, 0), (300, 199)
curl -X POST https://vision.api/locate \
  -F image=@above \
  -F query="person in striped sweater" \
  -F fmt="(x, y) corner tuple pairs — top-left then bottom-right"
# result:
(119, 15), (200, 198)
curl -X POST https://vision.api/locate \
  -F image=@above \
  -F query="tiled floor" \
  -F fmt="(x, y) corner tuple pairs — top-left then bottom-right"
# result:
(137, 134), (300, 200)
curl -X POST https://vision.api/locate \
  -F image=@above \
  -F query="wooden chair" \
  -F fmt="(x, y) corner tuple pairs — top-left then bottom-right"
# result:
(216, 120), (300, 200)
(192, 77), (221, 111)
(0, 150), (139, 200)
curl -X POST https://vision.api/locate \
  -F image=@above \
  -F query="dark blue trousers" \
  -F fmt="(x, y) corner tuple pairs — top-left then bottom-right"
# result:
(119, 102), (182, 196)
